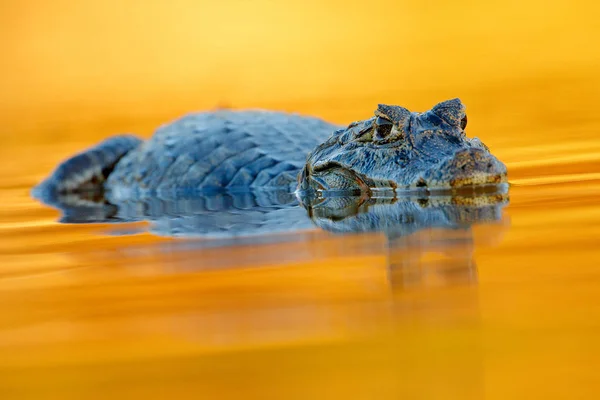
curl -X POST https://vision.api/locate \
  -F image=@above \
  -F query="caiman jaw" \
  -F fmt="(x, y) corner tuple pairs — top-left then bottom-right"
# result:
(449, 171), (508, 188)
(418, 148), (508, 190)
(302, 161), (374, 194)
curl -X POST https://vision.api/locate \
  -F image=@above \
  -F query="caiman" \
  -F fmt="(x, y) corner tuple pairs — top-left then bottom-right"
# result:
(33, 98), (507, 202)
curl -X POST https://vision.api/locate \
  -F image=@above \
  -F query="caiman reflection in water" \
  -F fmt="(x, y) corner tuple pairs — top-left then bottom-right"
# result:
(35, 187), (510, 289)
(304, 189), (509, 288)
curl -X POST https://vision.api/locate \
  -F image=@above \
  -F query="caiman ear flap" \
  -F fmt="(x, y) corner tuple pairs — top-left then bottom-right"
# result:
(432, 98), (467, 129)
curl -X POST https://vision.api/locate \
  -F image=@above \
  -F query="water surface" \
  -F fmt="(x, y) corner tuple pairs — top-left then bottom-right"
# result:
(1, 96), (600, 399)
(1, 2), (600, 394)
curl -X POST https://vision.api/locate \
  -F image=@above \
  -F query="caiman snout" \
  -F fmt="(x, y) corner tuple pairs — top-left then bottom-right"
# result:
(446, 148), (507, 187)
(422, 148), (507, 189)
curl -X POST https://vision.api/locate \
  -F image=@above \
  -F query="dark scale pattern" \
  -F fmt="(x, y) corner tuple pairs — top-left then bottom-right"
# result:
(32, 135), (142, 197)
(105, 110), (338, 196)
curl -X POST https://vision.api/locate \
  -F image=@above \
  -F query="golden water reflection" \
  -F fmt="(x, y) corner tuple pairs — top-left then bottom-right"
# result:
(2, 95), (600, 397)
(2, 0), (600, 398)
(2, 175), (600, 398)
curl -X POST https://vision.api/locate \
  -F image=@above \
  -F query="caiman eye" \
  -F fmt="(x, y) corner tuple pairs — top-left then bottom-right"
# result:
(460, 115), (468, 130)
(374, 116), (393, 139)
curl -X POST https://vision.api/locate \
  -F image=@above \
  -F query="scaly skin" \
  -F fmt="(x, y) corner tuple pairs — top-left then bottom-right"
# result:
(299, 99), (507, 193)
(33, 99), (507, 202)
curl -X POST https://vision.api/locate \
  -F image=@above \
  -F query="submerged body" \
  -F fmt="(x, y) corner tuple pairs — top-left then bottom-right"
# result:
(33, 99), (507, 202)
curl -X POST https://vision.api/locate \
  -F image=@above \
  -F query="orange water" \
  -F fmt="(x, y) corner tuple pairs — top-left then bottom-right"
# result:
(1, 1), (600, 399)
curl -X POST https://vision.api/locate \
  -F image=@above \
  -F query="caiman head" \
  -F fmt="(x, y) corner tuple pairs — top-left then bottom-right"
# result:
(299, 98), (507, 194)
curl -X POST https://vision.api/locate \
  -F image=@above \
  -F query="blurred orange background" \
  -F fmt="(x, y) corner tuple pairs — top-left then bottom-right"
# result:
(1, 0), (599, 143)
